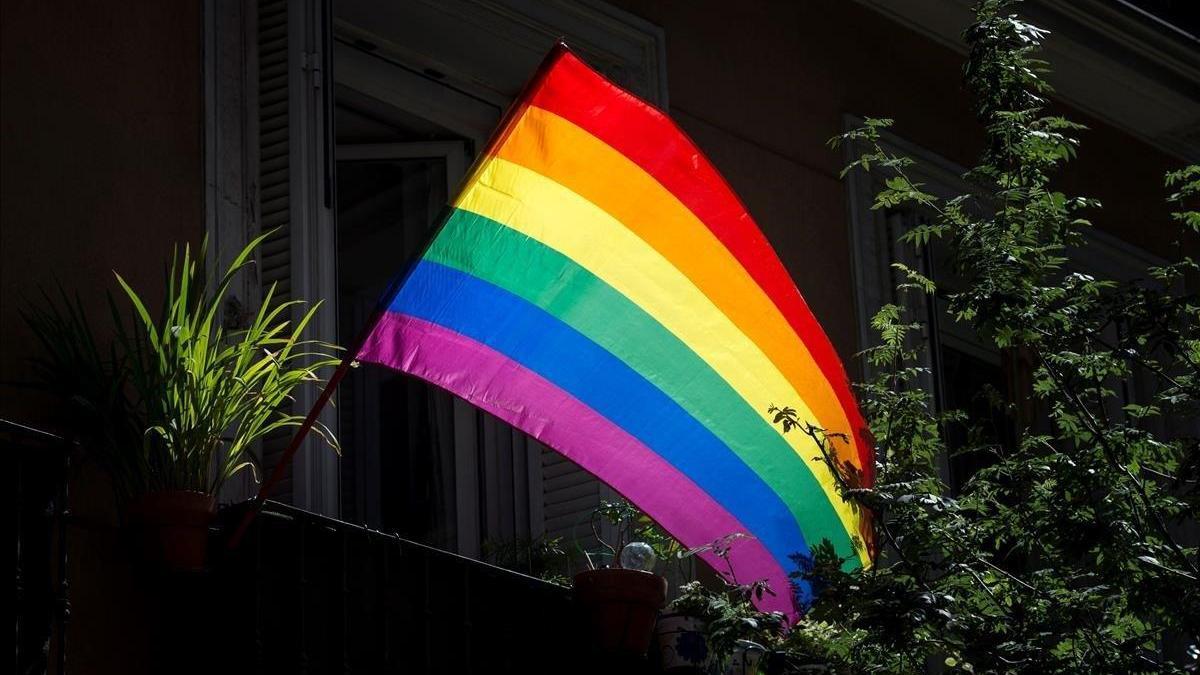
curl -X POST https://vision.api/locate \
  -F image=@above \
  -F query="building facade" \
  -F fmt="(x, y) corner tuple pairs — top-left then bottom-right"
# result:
(3, 1), (1197, 672)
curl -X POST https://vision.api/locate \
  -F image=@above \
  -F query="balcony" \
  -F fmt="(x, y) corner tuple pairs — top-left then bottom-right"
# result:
(210, 500), (582, 674)
(12, 419), (595, 675)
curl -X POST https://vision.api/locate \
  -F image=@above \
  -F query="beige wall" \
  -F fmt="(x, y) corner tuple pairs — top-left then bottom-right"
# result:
(611, 0), (1189, 371)
(0, 0), (204, 426)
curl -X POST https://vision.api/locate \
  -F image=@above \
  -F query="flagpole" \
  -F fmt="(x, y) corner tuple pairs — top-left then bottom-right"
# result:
(226, 202), (432, 551)
(224, 315), (371, 551)
(226, 41), (575, 552)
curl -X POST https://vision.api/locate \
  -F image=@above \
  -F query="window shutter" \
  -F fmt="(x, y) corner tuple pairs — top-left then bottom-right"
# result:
(247, 1), (664, 530)
(252, 0), (338, 513)
(257, 0), (292, 301)
(256, 0), (294, 500)
(542, 452), (608, 545)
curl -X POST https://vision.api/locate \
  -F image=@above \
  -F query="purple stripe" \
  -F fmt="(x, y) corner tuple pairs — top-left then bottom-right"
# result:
(358, 312), (797, 617)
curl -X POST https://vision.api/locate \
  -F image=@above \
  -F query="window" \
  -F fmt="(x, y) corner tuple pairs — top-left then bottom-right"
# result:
(844, 118), (1164, 490)
(335, 141), (465, 551)
(206, 0), (667, 563)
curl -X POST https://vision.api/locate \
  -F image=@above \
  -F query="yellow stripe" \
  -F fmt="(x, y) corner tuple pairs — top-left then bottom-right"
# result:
(454, 156), (867, 559)
(496, 106), (861, 474)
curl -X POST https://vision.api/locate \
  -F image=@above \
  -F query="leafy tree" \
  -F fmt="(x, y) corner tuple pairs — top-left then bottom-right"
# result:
(765, 1), (1199, 672)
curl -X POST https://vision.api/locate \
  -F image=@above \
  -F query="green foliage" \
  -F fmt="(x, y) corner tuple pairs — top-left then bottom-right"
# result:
(22, 285), (146, 500)
(1167, 165), (1200, 234)
(666, 567), (866, 671)
(24, 233), (341, 503)
(586, 498), (691, 573)
(706, 1), (1200, 672)
(669, 579), (787, 664)
(482, 535), (571, 586)
(783, 1), (1200, 672)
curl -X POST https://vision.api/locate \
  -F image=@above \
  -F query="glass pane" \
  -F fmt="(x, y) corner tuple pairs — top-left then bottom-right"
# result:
(336, 156), (458, 550)
(939, 345), (1011, 492)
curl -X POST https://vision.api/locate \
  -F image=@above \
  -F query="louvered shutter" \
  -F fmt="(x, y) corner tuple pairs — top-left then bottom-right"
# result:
(542, 452), (608, 545)
(256, 0), (293, 499)
(250, 1), (664, 530)
(253, 0), (338, 513)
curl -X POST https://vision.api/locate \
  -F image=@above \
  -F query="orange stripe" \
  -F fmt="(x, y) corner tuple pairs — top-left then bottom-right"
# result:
(493, 105), (862, 473)
(529, 51), (873, 491)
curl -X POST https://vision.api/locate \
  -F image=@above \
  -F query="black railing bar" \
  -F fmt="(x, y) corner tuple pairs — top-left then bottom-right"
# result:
(15, 432), (24, 675)
(461, 562), (474, 671)
(13, 426), (73, 675)
(254, 511), (264, 672)
(422, 552), (432, 672)
(55, 436), (71, 675)
(340, 526), (349, 675)
(256, 508), (296, 523)
(0, 417), (73, 444)
(256, 501), (570, 591)
(382, 533), (391, 670)
(298, 518), (309, 675)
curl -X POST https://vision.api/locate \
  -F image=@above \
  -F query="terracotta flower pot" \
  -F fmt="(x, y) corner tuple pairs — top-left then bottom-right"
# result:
(574, 568), (668, 657)
(125, 490), (217, 572)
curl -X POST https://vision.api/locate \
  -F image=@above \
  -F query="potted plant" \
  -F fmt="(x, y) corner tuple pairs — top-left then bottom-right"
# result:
(573, 500), (673, 658)
(704, 581), (782, 675)
(656, 578), (784, 675)
(655, 580), (717, 673)
(574, 562), (669, 658)
(482, 534), (571, 586)
(24, 234), (340, 571)
(653, 533), (785, 675)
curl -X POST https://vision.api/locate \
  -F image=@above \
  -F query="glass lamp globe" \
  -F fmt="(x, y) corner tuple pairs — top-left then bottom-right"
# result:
(618, 541), (656, 572)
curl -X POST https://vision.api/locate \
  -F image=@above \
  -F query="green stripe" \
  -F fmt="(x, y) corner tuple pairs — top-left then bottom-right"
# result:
(425, 207), (859, 562)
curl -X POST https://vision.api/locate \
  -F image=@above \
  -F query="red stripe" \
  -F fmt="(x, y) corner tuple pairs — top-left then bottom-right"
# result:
(528, 50), (874, 484)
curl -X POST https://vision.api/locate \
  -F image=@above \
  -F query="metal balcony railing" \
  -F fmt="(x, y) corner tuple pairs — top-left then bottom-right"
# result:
(10, 419), (71, 675)
(10, 416), (585, 674)
(213, 500), (583, 674)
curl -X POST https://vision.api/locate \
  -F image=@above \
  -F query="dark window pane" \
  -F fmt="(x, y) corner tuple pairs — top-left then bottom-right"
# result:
(336, 155), (457, 551)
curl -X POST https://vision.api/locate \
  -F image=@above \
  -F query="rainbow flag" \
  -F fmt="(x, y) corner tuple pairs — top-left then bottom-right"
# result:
(355, 45), (873, 616)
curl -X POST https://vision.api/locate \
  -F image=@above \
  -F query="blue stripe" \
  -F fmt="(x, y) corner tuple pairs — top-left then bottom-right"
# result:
(391, 260), (813, 603)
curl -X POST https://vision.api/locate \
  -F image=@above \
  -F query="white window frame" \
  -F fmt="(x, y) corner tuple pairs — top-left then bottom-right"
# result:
(844, 115), (1168, 355)
(335, 139), (498, 555)
(843, 115), (1172, 480)
(325, 1), (665, 553)
(204, 0), (668, 533)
